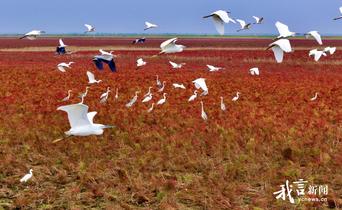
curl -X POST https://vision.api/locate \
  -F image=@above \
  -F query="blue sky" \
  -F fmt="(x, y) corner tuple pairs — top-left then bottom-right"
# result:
(1, 0), (342, 35)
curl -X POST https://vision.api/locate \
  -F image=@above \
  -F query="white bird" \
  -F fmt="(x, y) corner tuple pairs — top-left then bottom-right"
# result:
(253, 16), (264, 24)
(144, 86), (153, 97)
(267, 39), (292, 63)
(87, 71), (102, 84)
(115, 88), (119, 100)
(61, 90), (72, 102)
(144, 21), (158, 30)
(232, 92), (240, 102)
(57, 62), (74, 72)
(275, 21), (296, 39)
(207, 64), (224, 72)
(158, 81), (166, 92)
(79, 86), (90, 99)
(203, 10), (236, 35)
(310, 92), (318, 101)
(84, 24), (95, 33)
(100, 87), (111, 104)
(147, 103), (155, 113)
(20, 169), (33, 183)
(99, 49), (114, 56)
(54, 104), (113, 141)
(236, 19), (252, 32)
(309, 49), (327, 62)
(324, 47), (336, 55)
(333, 7), (342, 20)
(220, 97), (226, 111)
(169, 61), (185, 69)
(160, 38), (185, 54)
(200, 101), (208, 121)
(156, 93), (167, 105)
(156, 75), (162, 87)
(193, 78), (208, 96)
(136, 58), (147, 68)
(249, 67), (260, 76)
(59, 39), (67, 47)
(173, 83), (186, 89)
(19, 30), (45, 40)
(304, 31), (322, 45)
(142, 93), (153, 103)
(126, 91), (139, 108)
(188, 90), (198, 102)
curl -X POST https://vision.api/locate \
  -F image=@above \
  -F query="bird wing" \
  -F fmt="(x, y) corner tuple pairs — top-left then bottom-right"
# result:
(213, 10), (230, 23)
(59, 39), (65, 46)
(236, 19), (246, 28)
(193, 78), (208, 91)
(169, 61), (178, 68)
(339, 7), (342, 14)
(212, 16), (225, 35)
(57, 104), (91, 128)
(309, 31), (322, 45)
(271, 46), (284, 63)
(206, 65), (215, 71)
(57, 66), (66, 72)
(273, 39), (292, 52)
(107, 59), (116, 72)
(87, 111), (97, 124)
(275, 21), (290, 37)
(160, 38), (178, 49)
(253, 16), (260, 22)
(309, 49), (317, 56)
(314, 51), (323, 61)
(93, 57), (104, 70)
(86, 71), (95, 82)
(84, 24), (92, 30)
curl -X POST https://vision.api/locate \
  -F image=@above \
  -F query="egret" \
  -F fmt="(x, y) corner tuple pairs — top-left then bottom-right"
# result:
(203, 10), (236, 35)
(56, 39), (67, 55)
(87, 71), (102, 84)
(333, 7), (342, 20)
(144, 21), (158, 30)
(136, 58), (147, 68)
(169, 61), (185, 69)
(84, 24), (95, 33)
(156, 75), (162, 87)
(267, 39), (292, 63)
(253, 16), (264, 24)
(126, 91), (139, 108)
(232, 92), (240, 102)
(100, 87), (111, 104)
(236, 19), (252, 32)
(188, 90), (198, 102)
(144, 86), (153, 97)
(115, 88), (119, 100)
(57, 62), (74, 72)
(156, 93), (167, 105)
(79, 86), (90, 99)
(200, 101), (208, 121)
(275, 21), (296, 39)
(53, 104), (113, 143)
(158, 81), (166, 92)
(324, 47), (336, 55)
(160, 38), (185, 54)
(142, 93), (153, 103)
(250, 67), (260, 76)
(93, 54), (116, 72)
(207, 64), (224, 72)
(309, 49), (326, 62)
(79, 95), (85, 104)
(20, 169), (33, 183)
(173, 83), (186, 89)
(220, 97), (226, 111)
(304, 31), (322, 45)
(99, 49), (115, 56)
(61, 90), (72, 102)
(147, 103), (155, 113)
(19, 30), (45, 40)
(132, 37), (146, 44)
(310, 92), (318, 101)
(193, 78), (208, 96)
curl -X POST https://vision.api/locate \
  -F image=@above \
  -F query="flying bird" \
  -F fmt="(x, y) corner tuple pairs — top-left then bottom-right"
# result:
(309, 49), (327, 62)
(304, 31), (322, 45)
(53, 104), (113, 142)
(203, 10), (236, 35)
(193, 78), (208, 96)
(249, 67), (260, 76)
(324, 47), (336, 55)
(57, 62), (74, 72)
(100, 87), (111, 104)
(220, 97), (226, 111)
(156, 93), (167, 105)
(207, 64), (224, 72)
(126, 91), (139, 108)
(333, 7), (342, 20)
(232, 92), (240, 102)
(253, 16), (264, 24)
(87, 71), (102, 84)
(173, 83), (186, 89)
(61, 90), (72, 102)
(275, 21), (296, 39)
(99, 49), (115, 56)
(188, 90), (198, 102)
(19, 30), (45, 40)
(267, 39), (292, 63)
(144, 22), (158, 30)
(160, 38), (185, 54)
(84, 24), (95, 33)
(200, 101), (208, 121)
(236, 19), (252, 32)
(132, 37), (146, 44)
(136, 58), (147, 69)
(169, 61), (185, 69)
(93, 54), (116, 72)
(20, 169), (33, 183)
(56, 39), (67, 55)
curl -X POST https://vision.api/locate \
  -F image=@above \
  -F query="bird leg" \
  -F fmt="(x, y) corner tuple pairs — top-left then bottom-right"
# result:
(52, 135), (71, 144)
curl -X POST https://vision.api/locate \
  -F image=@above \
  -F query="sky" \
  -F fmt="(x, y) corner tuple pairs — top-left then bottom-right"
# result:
(1, 0), (342, 35)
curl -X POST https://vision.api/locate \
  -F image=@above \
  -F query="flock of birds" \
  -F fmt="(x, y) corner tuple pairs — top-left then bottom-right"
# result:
(17, 8), (341, 182)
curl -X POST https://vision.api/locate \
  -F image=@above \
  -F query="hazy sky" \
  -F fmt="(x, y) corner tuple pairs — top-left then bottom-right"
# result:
(1, 0), (342, 35)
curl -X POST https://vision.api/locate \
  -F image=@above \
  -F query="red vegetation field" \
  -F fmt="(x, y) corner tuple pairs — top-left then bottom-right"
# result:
(0, 37), (341, 209)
